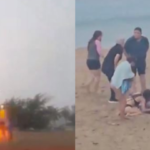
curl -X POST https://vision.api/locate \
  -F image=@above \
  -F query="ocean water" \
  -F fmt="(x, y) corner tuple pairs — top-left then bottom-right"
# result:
(76, 0), (150, 48)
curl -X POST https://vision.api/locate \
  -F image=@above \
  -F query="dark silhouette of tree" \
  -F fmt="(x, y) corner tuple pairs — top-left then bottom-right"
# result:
(5, 94), (60, 130)
(69, 105), (75, 126)
(61, 106), (71, 120)
(60, 105), (75, 126)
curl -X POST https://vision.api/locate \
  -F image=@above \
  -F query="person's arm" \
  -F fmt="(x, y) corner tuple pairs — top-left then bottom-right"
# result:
(114, 54), (120, 68)
(126, 107), (142, 116)
(140, 99), (150, 113)
(95, 40), (104, 58)
(124, 38), (131, 57)
(145, 37), (149, 52)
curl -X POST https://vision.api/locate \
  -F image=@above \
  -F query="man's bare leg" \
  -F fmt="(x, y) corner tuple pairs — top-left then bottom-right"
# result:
(139, 74), (146, 93)
(132, 77), (137, 92)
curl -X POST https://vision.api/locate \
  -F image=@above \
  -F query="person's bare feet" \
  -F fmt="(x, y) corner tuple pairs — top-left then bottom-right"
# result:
(120, 114), (129, 120)
(118, 112), (129, 120)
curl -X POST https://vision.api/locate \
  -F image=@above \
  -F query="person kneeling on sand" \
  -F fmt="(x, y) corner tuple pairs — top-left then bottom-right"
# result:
(111, 56), (135, 119)
(125, 89), (150, 116)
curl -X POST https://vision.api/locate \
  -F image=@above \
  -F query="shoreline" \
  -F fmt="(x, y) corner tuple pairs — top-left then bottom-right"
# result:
(76, 47), (109, 51)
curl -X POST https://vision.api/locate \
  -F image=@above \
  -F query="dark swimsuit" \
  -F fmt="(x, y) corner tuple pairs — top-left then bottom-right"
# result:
(126, 93), (142, 108)
(126, 93), (150, 114)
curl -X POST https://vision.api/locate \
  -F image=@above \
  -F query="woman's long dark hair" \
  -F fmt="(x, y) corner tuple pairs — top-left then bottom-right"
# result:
(88, 30), (102, 49)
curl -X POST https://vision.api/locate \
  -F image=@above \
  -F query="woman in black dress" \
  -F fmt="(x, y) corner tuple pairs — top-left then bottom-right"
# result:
(102, 39), (124, 103)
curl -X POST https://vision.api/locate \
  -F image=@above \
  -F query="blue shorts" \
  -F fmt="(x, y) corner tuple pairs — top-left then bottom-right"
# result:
(120, 80), (131, 94)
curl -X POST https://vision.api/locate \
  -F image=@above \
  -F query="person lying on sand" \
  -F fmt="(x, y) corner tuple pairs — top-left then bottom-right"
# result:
(111, 56), (135, 119)
(125, 89), (150, 116)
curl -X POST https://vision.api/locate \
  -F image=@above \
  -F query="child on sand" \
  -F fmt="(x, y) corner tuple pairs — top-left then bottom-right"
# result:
(111, 56), (135, 119)
(125, 89), (150, 116)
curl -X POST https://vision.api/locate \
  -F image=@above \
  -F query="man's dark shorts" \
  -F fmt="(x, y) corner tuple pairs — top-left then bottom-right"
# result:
(132, 56), (146, 75)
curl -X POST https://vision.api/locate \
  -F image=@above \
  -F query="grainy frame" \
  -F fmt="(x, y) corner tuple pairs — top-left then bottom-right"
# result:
(0, 0), (75, 149)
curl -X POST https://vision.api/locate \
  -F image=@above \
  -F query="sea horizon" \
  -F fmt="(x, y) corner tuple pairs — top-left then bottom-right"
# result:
(76, 0), (150, 49)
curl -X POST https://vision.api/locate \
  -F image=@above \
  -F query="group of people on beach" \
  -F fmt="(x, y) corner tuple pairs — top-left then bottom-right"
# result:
(86, 27), (150, 119)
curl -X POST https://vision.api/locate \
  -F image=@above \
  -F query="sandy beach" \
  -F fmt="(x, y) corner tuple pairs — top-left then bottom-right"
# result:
(0, 131), (75, 150)
(76, 48), (150, 150)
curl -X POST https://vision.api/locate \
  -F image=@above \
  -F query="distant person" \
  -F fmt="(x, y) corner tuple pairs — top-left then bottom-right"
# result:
(85, 30), (104, 93)
(111, 56), (135, 119)
(102, 39), (124, 103)
(125, 27), (149, 93)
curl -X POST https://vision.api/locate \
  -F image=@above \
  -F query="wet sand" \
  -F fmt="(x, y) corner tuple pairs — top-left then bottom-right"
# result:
(76, 48), (150, 150)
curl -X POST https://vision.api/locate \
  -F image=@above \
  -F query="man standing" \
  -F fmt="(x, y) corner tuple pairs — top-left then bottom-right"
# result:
(125, 27), (149, 93)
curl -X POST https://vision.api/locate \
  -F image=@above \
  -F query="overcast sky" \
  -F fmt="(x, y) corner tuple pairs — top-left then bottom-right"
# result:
(0, 0), (75, 107)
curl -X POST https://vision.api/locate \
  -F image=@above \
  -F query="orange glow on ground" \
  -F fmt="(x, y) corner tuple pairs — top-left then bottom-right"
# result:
(0, 127), (10, 142)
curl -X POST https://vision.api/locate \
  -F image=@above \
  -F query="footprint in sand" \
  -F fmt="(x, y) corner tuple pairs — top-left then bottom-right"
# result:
(101, 86), (109, 92)
(107, 121), (120, 126)
(92, 142), (99, 145)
